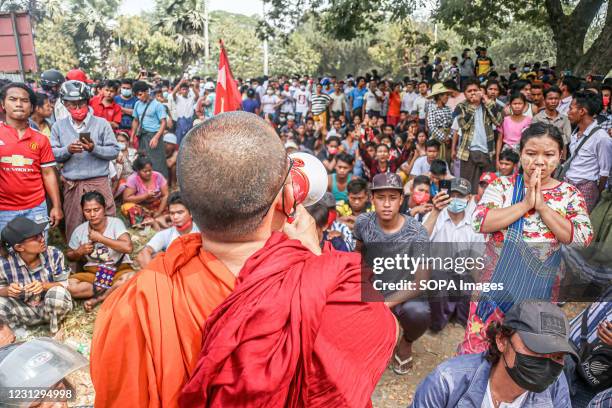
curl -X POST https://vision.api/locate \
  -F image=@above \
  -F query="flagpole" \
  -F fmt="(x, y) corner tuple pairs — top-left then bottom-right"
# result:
(203, 0), (210, 74)
(262, 0), (269, 76)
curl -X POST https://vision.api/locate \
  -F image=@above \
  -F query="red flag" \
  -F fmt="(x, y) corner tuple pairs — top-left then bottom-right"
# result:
(214, 40), (242, 115)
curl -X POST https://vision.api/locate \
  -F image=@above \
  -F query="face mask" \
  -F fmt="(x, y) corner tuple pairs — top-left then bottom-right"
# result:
(327, 147), (338, 155)
(117, 142), (126, 150)
(504, 341), (564, 393)
(267, 90), (274, 95)
(68, 105), (88, 121)
(413, 191), (430, 205)
(176, 218), (193, 232)
(163, 91), (169, 99)
(120, 88), (132, 97)
(300, 86), (306, 91)
(448, 197), (468, 213)
(603, 96), (610, 108)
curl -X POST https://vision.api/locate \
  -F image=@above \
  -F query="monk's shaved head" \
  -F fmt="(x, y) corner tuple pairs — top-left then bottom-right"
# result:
(178, 112), (287, 240)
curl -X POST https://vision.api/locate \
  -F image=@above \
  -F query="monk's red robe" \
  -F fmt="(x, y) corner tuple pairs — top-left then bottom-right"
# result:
(180, 232), (396, 407)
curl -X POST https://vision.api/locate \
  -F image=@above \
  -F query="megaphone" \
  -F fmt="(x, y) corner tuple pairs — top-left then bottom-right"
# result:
(288, 152), (328, 207)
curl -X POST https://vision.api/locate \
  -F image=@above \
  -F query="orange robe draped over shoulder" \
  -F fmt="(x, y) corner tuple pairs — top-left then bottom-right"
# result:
(90, 233), (235, 407)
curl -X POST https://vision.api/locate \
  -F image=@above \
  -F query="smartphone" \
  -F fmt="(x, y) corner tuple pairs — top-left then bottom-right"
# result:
(439, 179), (451, 193)
(79, 132), (92, 144)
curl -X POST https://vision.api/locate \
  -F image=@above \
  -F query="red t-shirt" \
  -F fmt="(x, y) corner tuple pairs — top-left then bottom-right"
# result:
(90, 97), (122, 125)
(0, 122), (56, 210)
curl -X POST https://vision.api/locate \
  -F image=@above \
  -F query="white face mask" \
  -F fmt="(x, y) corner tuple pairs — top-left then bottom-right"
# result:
(267, 90), (274, 95)
(117, 142), (126, 150)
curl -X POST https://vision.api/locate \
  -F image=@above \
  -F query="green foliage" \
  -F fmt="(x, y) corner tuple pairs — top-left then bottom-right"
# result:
(486, 21), (556, 71)
(207, 11), (265, 78)
(108, 15), (181, 77)
(35, 18), (79, 72)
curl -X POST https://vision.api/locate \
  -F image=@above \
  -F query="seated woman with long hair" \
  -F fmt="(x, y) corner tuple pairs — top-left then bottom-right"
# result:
(458, 122), (593, 355)
(121, 153), (169, 230)
(67, 191), (135, 311)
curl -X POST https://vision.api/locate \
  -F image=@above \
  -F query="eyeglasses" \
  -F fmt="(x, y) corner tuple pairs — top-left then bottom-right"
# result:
(260, 156), (294, 220)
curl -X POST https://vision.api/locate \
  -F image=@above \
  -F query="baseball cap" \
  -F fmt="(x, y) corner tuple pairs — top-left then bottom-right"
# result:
(450, 178), (471, 195)
(0, 217), (47, 247)
(371, 173), (403, 191)
(163, 133), (177, 145)
(65, 68), (92, 84)
(504, 301), (578, 359)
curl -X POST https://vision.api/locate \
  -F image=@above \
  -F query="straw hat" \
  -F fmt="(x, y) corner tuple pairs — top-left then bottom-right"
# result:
(426, 83), (451, 98)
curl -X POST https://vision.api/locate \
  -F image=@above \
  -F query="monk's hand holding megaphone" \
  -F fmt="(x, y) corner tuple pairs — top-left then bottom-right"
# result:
(283, 204), (322, 256)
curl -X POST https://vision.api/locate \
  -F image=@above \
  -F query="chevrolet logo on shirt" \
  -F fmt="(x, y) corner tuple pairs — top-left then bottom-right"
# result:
(1, 155), (34, 166)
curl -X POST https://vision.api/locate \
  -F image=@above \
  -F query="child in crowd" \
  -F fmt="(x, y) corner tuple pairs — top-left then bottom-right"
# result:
(497, 148), (519, 177)
(496, 92), (531, 164)
(337, 178), (374, 229)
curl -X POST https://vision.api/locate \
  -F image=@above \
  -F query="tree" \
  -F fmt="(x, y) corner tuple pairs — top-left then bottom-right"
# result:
(154, 0), (207, 72)
(64, 0), (121, 72)
(262, 0), (612, 76)
(35, 17), (79, 72)
(433, 0), (610, 75)
(109, 14), (181, 77)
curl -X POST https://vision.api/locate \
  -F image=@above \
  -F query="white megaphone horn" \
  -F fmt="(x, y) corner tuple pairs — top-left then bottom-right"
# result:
(288, 152), (328, 207)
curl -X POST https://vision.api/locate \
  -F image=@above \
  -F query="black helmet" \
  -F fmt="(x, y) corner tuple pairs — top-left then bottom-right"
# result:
(60, 80), (89, 101)
(40, 69), (65, 90)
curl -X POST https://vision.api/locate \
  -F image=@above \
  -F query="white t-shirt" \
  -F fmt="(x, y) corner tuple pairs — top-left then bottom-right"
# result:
(146, 224), (200, 254)
(280, 91), (294, 113)
(364, 89), (382, 112)
(424, 206), (484, 243)
(401, 91), (418, 113)
(481, 382), (528, 408)
(294, 89), (310, 113)
(410, 156), (431, 176)
(261, 94), (279, 114)
(330, 92), (346, 112)
(414, 95), (428, 119)
(174, 94), (196, 118)
(69, 217), (132, 267)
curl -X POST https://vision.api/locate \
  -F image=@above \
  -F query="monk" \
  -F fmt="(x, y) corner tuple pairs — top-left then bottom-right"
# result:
(89, 112), (313, 407)
(176, 112), (396, 407)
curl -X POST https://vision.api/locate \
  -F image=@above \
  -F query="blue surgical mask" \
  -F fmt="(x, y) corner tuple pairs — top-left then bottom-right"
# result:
(117, 142), (126, 150)
(120, 88), (132, 97)
(448, 197), (468, 213)
(163, 91), (169, 99)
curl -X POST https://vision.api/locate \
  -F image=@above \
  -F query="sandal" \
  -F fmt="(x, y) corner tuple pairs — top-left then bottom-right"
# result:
(392, 353), (413, 375)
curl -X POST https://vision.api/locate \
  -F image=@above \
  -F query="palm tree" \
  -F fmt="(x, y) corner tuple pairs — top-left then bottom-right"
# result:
(155, 0), (207, 70)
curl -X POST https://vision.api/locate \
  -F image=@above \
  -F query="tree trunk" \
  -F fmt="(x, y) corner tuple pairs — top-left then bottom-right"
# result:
(553, 24), (586, 74)
(572, 0), (612, 76)
(544, 0), (606, 75)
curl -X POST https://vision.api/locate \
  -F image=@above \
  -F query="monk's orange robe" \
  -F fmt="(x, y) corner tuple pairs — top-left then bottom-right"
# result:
(90, 233), (235, 407)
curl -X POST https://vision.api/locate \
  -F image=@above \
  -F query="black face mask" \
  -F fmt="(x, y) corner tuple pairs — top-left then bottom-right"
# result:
(503, 340), (564, 393)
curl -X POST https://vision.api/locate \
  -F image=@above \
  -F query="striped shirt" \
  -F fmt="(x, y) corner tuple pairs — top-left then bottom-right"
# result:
(311, 93), (332, 115)
(569, 286), (612, 348)
(0, 246), (69, 296)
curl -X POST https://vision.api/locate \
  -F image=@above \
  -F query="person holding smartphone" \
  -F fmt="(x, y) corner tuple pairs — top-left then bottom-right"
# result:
(50, 80), (120, 239)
